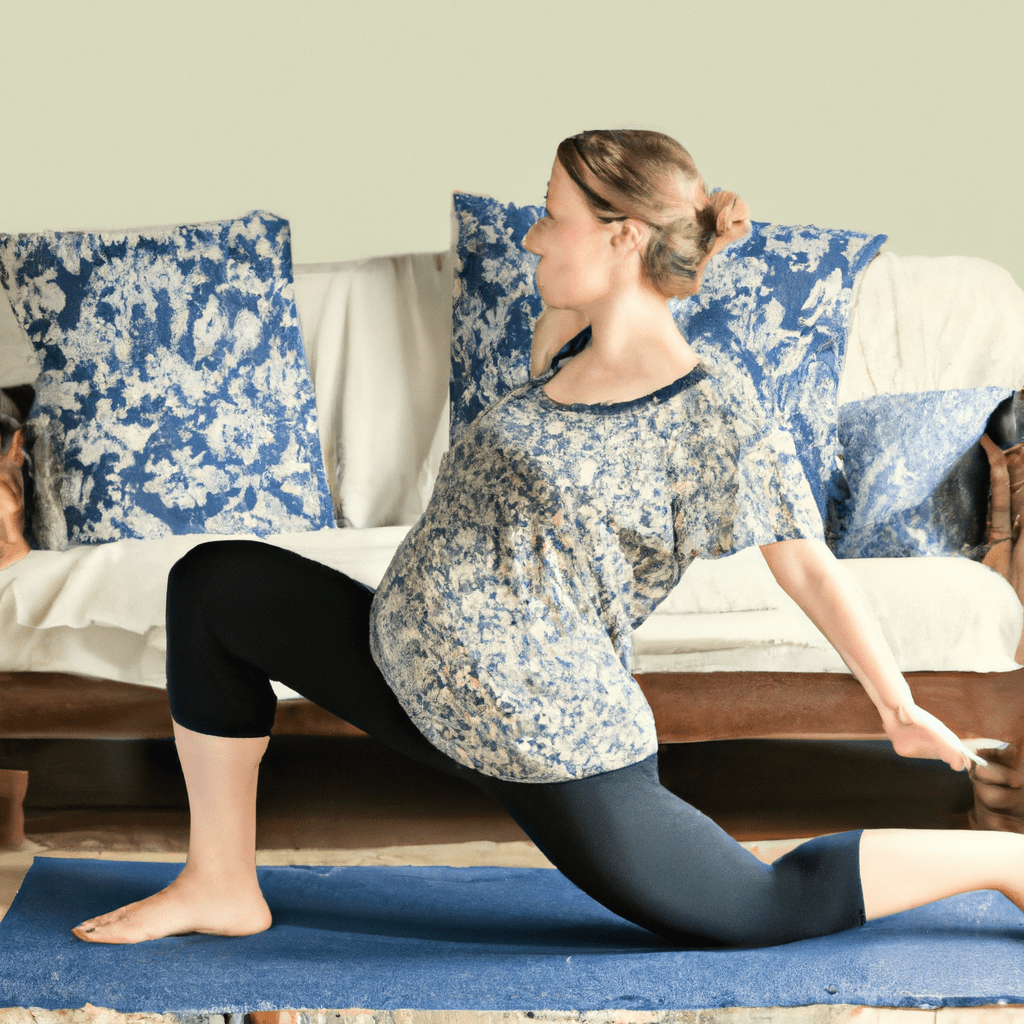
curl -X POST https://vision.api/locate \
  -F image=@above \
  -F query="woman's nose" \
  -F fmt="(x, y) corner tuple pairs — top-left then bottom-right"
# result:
(522, 223), (539, 254)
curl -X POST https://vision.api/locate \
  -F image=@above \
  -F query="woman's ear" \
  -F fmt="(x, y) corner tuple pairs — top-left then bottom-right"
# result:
(3, 429), (25, 468)
(611, 218), (647, 255)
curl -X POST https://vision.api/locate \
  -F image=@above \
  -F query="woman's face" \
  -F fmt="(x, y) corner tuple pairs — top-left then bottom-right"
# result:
(522, 159), (624, 311)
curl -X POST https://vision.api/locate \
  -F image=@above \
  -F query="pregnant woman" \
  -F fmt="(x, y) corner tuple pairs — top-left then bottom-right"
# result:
(74, 128), (1024, 947)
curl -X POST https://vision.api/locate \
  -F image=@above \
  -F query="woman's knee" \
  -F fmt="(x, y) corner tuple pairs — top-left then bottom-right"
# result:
(167, 540), (269, 617)
(165, 540), (280, 736)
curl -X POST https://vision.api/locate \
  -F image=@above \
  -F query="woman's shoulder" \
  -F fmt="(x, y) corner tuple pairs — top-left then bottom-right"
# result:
(662, 368), (794, 459)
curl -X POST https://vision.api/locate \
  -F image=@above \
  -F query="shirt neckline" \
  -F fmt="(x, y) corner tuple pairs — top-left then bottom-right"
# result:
(534, 363), (709, 415)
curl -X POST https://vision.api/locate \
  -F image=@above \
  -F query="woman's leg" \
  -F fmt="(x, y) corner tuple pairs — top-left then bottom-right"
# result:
(75, 540), (477, 943)
(478, 756), (1024, 948)
(74, 726), (272, 943)
(477, 755), (864, 947)
(74, 540), (1024, 947)
(859, 827), (1024, 920)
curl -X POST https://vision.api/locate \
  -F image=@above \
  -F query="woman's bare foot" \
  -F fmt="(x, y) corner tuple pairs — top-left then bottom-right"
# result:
(72, 868), (272, 944)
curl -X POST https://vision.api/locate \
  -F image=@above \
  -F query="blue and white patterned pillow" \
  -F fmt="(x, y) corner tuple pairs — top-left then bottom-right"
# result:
(0, 210), (335, 547)
(450, 191), (887, 522)
(450, 192), (543, 441)
(831, 387), (1013, 559)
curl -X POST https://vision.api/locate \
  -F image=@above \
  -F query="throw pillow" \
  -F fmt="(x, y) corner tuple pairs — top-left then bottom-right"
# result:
(831, 387), (1014, 559)
(449, 191), (887, 521)
(0, 210), (335, 547)
(450, 191), (543, 443)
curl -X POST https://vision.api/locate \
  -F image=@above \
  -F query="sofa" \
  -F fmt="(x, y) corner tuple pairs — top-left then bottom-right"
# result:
(2, 204), (1024, 847)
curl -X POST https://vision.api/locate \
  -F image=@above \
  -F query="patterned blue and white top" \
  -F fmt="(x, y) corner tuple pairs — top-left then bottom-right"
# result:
(369, 360), (822, 783)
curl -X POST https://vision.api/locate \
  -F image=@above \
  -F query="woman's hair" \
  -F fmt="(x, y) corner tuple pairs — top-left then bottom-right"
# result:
(555, 129), (747, 298)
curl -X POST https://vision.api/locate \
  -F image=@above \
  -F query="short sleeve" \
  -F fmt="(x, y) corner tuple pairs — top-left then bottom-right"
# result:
(724, 418), (825, 555)
(675, 391), (827, 565)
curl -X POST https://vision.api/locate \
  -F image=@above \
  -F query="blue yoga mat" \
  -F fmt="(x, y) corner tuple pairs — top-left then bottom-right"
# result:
(1, 858), (1023, 1014)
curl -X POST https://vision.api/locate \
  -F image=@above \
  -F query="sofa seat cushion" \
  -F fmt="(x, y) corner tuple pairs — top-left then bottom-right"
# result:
(633, 547), (1022, 675)
(0, 527), (407, 697)
(1, 533), (1019, 694)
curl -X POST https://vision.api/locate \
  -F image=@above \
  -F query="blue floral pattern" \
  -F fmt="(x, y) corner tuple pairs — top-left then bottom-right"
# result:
(832, 387), (1012, 559)
(449, 192), (887, 524)
(450, 192), (543, 442)
(371, 367), (822, 783)
(0, 211), (335, 546)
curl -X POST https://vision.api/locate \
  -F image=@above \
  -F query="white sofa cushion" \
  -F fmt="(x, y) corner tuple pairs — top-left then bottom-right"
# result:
(1, 531), (1020, 696)
(293, 254), (451, 529)
(634, 547), (1022, 675)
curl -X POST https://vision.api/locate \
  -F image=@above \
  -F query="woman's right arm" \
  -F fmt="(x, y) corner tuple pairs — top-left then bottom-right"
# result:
(759, 536), (984, 771)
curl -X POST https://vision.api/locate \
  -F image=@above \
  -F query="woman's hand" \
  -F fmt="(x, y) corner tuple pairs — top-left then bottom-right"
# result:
(882, 703), (987, 772)
(530, 307), (590, 377)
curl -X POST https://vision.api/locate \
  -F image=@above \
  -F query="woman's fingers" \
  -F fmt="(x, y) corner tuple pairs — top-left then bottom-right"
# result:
(968, 741), (1021, 786)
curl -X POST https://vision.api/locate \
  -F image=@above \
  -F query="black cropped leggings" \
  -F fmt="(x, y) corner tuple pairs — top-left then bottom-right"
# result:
(166, 539), (865, 948)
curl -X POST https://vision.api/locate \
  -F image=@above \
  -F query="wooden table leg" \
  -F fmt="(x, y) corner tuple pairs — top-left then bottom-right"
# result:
(0, 769), (28, 850)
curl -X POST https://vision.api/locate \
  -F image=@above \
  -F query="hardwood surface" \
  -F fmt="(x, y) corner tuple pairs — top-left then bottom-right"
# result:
(4, 668), (1024, 744)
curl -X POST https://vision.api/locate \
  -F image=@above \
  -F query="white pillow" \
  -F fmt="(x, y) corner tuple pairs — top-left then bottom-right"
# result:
(292, 252), (452, 529)
(0, 287), (40, 387)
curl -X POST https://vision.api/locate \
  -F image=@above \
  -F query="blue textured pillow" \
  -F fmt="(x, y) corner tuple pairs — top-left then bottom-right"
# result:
(831, 387), (1013, 559)
(0, 210), (335, 547)
(449, 192), (887, 520)
(450, 192), (543, 442)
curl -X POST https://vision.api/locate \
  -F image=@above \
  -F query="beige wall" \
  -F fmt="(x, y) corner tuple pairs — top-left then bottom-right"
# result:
(2, 0), (1022, 285)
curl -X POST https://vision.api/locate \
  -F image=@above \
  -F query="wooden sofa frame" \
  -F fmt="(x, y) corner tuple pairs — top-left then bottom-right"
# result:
(4, 666), (1024, 847)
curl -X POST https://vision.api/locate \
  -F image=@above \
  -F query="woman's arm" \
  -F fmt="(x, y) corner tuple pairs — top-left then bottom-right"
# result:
(759, 537), (982, 771)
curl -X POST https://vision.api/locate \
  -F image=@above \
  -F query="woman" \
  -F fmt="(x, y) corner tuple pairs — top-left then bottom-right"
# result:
(74, 129), (1024, 948)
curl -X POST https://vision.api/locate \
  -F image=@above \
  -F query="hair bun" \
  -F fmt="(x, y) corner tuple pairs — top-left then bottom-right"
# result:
(708, 191), (750, 241)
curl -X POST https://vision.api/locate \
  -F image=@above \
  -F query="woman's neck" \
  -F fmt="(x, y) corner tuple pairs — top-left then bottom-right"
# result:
(543, 290), (699, 406)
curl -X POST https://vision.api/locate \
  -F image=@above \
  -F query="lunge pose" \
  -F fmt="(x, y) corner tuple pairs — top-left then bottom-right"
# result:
(74, 129), (1024, 947)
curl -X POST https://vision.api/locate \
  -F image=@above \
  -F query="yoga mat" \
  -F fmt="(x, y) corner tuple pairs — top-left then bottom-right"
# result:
(1, 858), (1023, 1014)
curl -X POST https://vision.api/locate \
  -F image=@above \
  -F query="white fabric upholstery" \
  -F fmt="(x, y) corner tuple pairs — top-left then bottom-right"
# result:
(0, 527), (409, 696)
(841, 252), (1024, 403)
(635, 548), (1022, 674)
(0, 287), (39, 387)
(293, 254), (452, 529)
(3, 527), (1020, 695)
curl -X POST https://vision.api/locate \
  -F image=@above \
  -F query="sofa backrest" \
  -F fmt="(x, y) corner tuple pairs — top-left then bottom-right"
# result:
(841, 252), (1024, 404)
(5, 247), (1024, 532)
(292, 252), (453, 529)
